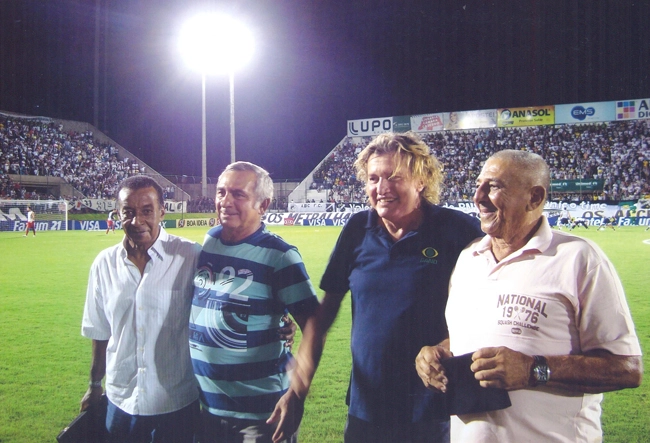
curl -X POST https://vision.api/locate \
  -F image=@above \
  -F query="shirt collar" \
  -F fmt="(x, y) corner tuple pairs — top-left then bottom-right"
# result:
(364, 202), (436, 231)
(119, 226), (167, 262)
(148, 227), (167, 261)
(472, 216), (552, 260)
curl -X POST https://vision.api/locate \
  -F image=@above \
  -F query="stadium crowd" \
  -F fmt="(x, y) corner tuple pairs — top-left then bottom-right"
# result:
(313, 119), (650, 204)
(2, 114), (649, 207)
(186, 196), (216, 213)
(0, 116), (143, 200)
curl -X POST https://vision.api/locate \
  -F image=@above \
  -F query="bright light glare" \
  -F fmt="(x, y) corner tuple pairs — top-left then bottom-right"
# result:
(179, 14), (254, 75)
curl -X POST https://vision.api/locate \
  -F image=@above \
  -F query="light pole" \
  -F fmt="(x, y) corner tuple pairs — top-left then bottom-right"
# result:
(179, 13), (254, 197)
(229, 70), (236, 164)
(201, 73), (207, 197)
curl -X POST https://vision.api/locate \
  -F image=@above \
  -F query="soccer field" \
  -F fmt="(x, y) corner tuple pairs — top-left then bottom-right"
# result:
(0, 225), (648, 442)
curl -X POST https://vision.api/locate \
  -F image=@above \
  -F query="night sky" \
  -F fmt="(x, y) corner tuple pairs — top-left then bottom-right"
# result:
(1, 0), (649, 180)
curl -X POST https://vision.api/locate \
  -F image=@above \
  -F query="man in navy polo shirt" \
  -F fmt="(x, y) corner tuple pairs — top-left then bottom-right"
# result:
(292, 132), (482, 442)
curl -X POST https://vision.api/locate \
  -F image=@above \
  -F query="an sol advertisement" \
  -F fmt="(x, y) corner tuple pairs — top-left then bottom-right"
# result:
(497, 106), (555, 127)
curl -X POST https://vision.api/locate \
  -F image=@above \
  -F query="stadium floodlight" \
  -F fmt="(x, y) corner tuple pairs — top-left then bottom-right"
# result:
(179, 13), (254, 197)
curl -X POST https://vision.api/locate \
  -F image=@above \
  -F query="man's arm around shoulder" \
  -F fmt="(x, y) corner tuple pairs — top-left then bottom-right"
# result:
(267, 291), (347, 443)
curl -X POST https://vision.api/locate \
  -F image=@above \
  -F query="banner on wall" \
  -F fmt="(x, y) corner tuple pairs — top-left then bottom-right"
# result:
(72, 199), (186, 214)
(411, 113), (445, 132)
(164, 201), (187, 213)
(2, 219), (68, 231)
(392, 115), (412, 133)
(336, 203), (371, 213)
(555, 101), (615, 124)
(175, 217), (218, 228)
(443, 201), (650, 221)
(288, 202), (335, 213)
(444, 109), (498, 130)
(262, 211), (354, 226)
(497, 106), (555, 127)
(347, 117), (393, 136)
(550, 179), (604, 192)
(71, 220), (122, 231)
(350, 97), (649, 135)
(616, 98), (650, 120)
(75, 198), (117, 212)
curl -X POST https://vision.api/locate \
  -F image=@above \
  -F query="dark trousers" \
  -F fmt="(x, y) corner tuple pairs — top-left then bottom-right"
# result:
(344, 414), (449, 443)
(105, 399), (199, 443)
(197, 408), (298, 443)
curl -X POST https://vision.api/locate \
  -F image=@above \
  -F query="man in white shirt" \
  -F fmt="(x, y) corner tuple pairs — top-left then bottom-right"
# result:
(416, 150), (642, 442)
(81, 176), (201, 442)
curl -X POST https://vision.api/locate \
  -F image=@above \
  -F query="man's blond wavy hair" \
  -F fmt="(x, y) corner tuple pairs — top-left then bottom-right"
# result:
(354, 131), (443, 204)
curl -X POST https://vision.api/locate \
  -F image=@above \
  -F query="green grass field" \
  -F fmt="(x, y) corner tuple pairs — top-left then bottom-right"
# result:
(0, 224), (648, 442)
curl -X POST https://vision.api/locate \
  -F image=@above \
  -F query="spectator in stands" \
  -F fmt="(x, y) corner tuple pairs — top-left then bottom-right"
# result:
(293, 132), (482, 442)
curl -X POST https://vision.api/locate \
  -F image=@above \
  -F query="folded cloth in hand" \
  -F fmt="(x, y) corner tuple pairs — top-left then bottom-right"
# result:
(441, 353), (511, 416)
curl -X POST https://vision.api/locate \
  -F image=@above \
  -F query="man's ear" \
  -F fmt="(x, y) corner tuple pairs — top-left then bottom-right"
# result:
(528, 186), (546, 211)
(259, 198), (271, 214)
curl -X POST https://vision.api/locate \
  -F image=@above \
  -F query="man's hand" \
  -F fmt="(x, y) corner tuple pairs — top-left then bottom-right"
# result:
(80, 385), (104, 412)
(266, 388), (304, 443)
(471, 347), (533, 390)
(415, 344), (454, 393)
(278, 315), (297, 350)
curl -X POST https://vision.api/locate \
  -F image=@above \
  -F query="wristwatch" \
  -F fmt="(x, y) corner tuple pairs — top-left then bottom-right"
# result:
(89, 380), (103, 388)
(530, 355), (550, 386)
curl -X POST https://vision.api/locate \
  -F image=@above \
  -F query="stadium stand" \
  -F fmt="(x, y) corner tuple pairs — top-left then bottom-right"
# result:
(0, 116), (133, 199)
(0, 112), (186, 204)
(310, 120), (650, 204)
(2, 110), (648, 208)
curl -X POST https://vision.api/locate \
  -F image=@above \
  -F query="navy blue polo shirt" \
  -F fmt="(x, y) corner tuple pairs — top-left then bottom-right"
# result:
(320, 203), (483, 424)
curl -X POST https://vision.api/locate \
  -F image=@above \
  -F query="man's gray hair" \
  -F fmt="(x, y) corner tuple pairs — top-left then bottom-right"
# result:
(220, 161), (274, 203)
(491, 150), (550, 196)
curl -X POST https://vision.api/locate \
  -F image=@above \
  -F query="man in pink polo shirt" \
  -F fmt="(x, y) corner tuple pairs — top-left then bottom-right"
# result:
(416, 150), (642, 442)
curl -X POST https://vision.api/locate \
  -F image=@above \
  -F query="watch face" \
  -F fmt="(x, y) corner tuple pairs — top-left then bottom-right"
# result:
(532, 356), (549, 385)
(534, 364), (549, 383)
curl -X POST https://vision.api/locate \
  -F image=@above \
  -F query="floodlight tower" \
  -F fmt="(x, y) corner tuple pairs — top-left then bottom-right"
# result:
(179, 13), (254, 197)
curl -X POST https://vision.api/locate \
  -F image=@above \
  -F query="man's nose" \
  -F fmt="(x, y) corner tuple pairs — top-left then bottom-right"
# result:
(131, 213), (145, 224)
(377, 177), (389, 193)
(473, 183), (486, 202)
(219, 192), (233, 206)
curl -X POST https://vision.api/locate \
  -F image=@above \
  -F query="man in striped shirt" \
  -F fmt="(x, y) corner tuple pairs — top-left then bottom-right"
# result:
(190, 162), (319, 443)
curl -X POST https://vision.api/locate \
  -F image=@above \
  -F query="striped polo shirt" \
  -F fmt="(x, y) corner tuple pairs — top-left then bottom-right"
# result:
(189, 223), (318, 419)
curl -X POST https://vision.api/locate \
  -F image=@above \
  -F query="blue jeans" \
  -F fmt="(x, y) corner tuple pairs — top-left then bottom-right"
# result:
(105, 399), (199, 443)
(344, 414), (449, 443)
